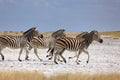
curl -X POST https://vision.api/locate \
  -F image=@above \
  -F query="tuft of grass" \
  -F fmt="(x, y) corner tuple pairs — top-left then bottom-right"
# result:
(0, 71), (120, 80)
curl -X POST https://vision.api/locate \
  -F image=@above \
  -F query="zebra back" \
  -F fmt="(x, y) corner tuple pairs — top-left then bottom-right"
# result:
(0, 35), (23, 48)
(56, 37), (85, 51)
(31, 36), (55, 48)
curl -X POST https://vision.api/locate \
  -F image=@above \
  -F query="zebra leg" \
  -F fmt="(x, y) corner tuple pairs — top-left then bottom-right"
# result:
(59, 54), (66, 63)
(57, 55), (63, 62)
(0, 51), (4, 60)
(58, 49), (66, 63)
(54, 53), (58, 64)
(69, 51), (78, 59)
(0, 47), (4, 60)
(46, 47), (51, 53)
(76, 50), (82, 64)
(69, 55), (77, 59)
(49, 48), (54, 60)
(18, 48), (24, 61)
(47, 48), (54, 60)
(47, 49), (63, 61)
(69, 54), (77, 59)
(34, 48), (42, 61)
(83, 49), (89, 63)
(25, 49), (29, 60)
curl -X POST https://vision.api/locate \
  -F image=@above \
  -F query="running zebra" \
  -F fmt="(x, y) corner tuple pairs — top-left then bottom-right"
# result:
(25, 29), (66, 61)
(46, 32), (89, 61)
(53, 30), (103, 64)
(68, 32), (89, 60)
(0, 27), (40, 61)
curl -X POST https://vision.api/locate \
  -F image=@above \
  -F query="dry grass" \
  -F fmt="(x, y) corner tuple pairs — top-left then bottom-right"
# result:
(0, 32), (22, 36)
(100, 31), (120, 37)
(0, 31), (120, 37)
(0, 71), (120, 80)
(0, 70), (46, 80)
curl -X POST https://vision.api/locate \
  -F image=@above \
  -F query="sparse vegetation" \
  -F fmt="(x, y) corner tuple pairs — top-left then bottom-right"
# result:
(0, 71), (120, 80)
(0, 31), (120, 37)
(100, 31), (120, 37)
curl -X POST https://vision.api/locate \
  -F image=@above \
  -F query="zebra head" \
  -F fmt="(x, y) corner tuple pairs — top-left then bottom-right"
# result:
(23, 27), (39, 42)
(51, 29), (66, 39)
(90, 30), (103, 43)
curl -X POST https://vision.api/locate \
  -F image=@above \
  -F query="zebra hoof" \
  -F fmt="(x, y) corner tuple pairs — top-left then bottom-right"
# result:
(40, 59), (42, 61)
(25, 56), (29, 60)
(46, 55), (49, 57)
(64, 60), (67, 63)
(18, 59), (22, 62)
(25, 58), (29, 61)
(2, 57), (4, 60)
(54, 61), (58, 64)
(78, 60), (81, 62)
(86, 61), (89, 63)
(48, 57), (52, 60)
(76, 61), (80, 65)
(77, 62), (80, 65)
(68, 57), (72, 59)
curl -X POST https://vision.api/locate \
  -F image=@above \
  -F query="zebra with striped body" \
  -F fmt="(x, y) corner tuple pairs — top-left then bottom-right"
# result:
(53, 30), (103, 64)
(25, 29), (66, 61)
(47, 32), (89, 61)
(0, 27), (40, 61)
(68, 32), (89, 60)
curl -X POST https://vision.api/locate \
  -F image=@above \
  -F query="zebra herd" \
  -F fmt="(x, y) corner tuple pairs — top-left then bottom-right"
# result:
(0, 27), (103, 64)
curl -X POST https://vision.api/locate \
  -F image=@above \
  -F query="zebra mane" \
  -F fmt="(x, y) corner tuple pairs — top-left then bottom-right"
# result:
(23, 27), (36, 36)
(90, 30), (98, 35)
(76, 32), (89, 39)
(51, 29), (65, 39)
(76, 30), (99, 39)
(76, 31), (97, 48)
(23, 27), (38, 42)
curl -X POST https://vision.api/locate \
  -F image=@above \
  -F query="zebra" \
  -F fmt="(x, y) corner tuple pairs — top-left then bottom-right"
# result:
(68, 32), (89, 60)
(25, 29), (66, 61)
(46, 32), (89, 61)
(52, 30), (103, 64)
(0, 27), (41, 61)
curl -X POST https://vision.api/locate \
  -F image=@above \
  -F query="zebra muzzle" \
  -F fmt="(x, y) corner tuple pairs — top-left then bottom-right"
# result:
(99, 39), (103, 43)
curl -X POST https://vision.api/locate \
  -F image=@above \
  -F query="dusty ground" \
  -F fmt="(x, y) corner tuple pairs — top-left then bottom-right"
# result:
(0, 37), (120, 74)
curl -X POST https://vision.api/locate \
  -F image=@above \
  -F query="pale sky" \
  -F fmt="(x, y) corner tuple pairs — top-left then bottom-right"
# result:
(0, 0), (120, 32)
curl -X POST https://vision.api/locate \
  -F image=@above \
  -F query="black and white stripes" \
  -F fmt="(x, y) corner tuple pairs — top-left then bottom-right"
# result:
(0, 29), (103, 65)
(25, 29), (66, 61)
(0, 27), (39, 61)
(53, 30), (103, 64)
(55, 37), (85, 51)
